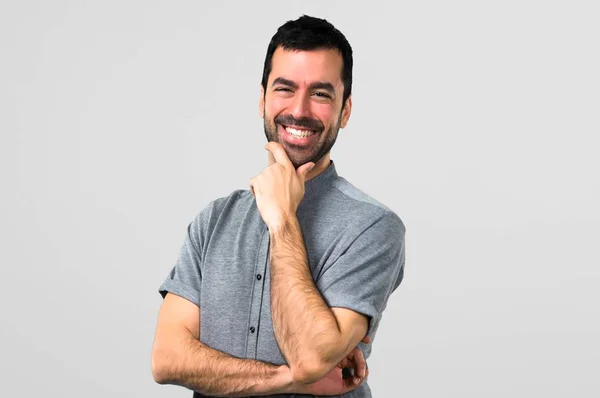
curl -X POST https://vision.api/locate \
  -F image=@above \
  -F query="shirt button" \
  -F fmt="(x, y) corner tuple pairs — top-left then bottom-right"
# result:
(256, 274), (262, 280)
(249, 326), (256, 333)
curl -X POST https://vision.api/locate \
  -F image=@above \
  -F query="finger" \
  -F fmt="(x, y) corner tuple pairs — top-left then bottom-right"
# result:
(361, 335), (372, 344)
(339, 357), (350, 369)
(296, 164), (314, 183)
(296, 162), (315, 183)
(354, 368), (370, 387)
(354, 348), (366, 378)
(346, 349), (355, 361)
(265, 142), (293, 168)
(249, 179), (255, 196)
(342, 368), (368, 393)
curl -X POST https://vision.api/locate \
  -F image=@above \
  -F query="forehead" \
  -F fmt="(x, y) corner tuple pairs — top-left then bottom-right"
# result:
(268, 47), (344, 88)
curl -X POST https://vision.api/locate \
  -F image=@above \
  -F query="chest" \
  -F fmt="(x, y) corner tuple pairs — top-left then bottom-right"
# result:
(198, 208), (344, 364)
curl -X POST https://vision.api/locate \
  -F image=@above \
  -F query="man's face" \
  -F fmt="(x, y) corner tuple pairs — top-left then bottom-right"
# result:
(260, 47), (352, 169)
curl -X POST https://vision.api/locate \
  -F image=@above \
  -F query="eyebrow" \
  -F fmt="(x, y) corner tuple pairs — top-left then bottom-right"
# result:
(272, 77), (335, 95)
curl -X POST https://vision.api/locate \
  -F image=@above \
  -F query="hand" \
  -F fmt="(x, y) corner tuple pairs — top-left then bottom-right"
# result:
(298, 335), (371, 396)
(339, 335), (371, 383)
(249, 142), (314, 230)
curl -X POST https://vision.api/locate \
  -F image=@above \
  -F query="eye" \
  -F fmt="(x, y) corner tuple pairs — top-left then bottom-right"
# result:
(313, 92), (332, 99)
(274, 87), (293, 92)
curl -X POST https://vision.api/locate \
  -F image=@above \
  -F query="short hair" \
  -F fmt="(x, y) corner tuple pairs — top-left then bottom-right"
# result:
(261, 15), (353, 105)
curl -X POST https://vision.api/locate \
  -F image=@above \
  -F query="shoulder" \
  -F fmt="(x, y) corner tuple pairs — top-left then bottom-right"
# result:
(329, 176), (406, 236)
(190, 189), (254, 232)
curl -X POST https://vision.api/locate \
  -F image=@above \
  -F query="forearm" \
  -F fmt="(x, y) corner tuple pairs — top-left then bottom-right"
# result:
(153, 332), (292, 396)
(269, 216), (344, 381)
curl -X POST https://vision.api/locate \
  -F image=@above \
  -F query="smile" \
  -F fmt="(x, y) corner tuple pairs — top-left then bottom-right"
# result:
(283, 125), (316, 138)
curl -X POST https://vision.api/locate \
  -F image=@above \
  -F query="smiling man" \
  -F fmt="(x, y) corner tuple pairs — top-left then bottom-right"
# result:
(151, 15), (406, 397)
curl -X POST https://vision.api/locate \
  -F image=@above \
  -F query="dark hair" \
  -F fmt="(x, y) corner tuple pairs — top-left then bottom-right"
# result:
(261, 15), (353, 106)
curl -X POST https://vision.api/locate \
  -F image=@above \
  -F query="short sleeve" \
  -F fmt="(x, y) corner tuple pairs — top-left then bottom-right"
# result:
(158, 211), (207, 307)
(316, 211), (406, 338)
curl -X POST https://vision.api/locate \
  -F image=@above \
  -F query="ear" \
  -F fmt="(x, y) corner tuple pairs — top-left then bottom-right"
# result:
(340, 95), (352, 129)
(259, 85), (265, 118)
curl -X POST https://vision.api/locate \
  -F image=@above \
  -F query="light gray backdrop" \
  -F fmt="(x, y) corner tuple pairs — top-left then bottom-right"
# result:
(1, 1), (598, 397)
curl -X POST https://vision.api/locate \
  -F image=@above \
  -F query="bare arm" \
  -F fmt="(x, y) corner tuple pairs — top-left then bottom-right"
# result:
(151, 292), (293, 396)
(270, 216), (369, 384)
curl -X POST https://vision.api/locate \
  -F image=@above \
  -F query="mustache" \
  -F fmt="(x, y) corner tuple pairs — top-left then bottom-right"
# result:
(275, 114), (323, 132)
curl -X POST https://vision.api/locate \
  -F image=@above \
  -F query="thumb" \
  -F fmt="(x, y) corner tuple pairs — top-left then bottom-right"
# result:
(296, 162), (315, 182)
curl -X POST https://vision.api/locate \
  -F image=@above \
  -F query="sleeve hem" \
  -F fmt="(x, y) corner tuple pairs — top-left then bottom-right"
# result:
(158, 278), (201, 308)
(323, 293), (380, 337)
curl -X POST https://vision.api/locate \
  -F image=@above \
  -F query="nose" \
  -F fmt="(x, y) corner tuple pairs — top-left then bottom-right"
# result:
(289, 91), (312, 120)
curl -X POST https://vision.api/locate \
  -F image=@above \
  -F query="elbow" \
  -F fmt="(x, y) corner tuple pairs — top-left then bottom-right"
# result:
(151, 347), (172, 385)
(151, 350), (166, 384)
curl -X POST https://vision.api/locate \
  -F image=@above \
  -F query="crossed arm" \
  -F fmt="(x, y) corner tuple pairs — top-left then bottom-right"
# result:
(151, 292), (368, 396)
(151, 293), (293, 396)
(151, 218), (369, 395)
(270, 215), (369, 384)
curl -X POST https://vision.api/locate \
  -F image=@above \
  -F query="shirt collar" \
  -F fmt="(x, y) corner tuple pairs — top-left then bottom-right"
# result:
(304, 159), (338, 199)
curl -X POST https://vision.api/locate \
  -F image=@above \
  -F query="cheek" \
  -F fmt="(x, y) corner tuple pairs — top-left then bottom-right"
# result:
(312, 106), (337, 125)
(266, 97), (287, 116)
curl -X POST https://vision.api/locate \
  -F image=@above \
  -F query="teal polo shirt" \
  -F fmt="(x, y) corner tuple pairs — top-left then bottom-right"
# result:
(159, 160), (406, 398)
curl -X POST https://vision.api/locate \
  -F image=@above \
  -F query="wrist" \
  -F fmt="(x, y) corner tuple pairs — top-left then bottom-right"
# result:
(268, 214), (297, 236)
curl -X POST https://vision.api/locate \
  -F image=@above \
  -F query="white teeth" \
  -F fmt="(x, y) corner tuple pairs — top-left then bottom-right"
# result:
(285, 126), (314, 138)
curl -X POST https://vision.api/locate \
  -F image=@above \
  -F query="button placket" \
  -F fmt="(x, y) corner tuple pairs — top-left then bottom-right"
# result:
(245, 226), (269, 359)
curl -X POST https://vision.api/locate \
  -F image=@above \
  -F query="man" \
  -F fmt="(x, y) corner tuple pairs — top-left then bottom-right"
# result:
(151, 15), (405, 397)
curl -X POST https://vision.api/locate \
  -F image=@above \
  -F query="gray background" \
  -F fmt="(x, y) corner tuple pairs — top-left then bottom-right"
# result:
(1, 1), (598, 396)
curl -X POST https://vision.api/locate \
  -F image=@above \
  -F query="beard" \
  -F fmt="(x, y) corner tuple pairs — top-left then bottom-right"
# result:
(263, 110), (342, 169)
